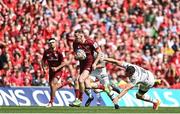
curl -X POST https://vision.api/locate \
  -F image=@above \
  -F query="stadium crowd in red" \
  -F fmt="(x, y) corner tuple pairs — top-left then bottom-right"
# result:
(0, 0), (179, 88)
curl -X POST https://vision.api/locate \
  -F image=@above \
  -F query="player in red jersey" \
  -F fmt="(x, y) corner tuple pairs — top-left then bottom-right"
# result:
(41, 38), (70, 107)
(70, 29), (103, 106)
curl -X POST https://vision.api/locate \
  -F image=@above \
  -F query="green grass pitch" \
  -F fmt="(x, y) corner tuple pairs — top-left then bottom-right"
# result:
(0, 106), (180, 113)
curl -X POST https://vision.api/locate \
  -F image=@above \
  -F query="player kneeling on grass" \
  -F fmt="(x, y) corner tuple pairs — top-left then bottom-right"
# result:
(41, 38), (71, 107)
(104, 57), (160, 110)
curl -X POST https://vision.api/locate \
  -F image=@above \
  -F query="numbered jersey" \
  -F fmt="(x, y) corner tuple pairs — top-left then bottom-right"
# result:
(122, 62), (155, 87)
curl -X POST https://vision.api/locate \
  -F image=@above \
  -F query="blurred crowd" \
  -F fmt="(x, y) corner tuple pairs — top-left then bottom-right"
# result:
(0, 0), (179, 88)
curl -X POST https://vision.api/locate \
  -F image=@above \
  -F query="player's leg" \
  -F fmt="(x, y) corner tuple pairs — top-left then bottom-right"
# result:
(136, 84), (160, 110)
(136, 87), (154, 103)
(84, 76), (94, 107)
(67, 64), (80, 101)
(74, 76), (80, 100)
(85, 77), (94, 97)
(88, 70), (106, 90)
(47, 77), (62, 107)
(79, 70), (90, 92)
(84, 74), (106, 107)
(111, 84), (121, 94)
(70, 70), (90, 106)
(97, 74), (114, 98)
(57, 76), (74, 89)
(78, 70), (90, 102)
(99, 74), (120, 109)
(69, 75), (82, 107)
(87, 80), (105, 90)
(85, 84), (104, 106)
(85, 73), (118, 107)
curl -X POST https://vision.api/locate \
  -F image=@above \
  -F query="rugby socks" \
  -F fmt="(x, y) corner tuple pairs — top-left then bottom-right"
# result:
(112, 85), (121, 93)
(50, 96), (54, 103)
(75, 89), (80, 100)
(85, 89), (93, 98)
(75, 89), (82, 101)
(108, 91), (116, 99)
(79, 91), (83, 101)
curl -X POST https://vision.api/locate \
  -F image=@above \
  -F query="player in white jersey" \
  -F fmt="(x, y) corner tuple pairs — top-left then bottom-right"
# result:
(104, 57), (160, 110)
(84, 53), (120, 108)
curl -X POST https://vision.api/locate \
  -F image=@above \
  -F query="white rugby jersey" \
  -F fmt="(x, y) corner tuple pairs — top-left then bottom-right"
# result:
(122, 62), (153, 86)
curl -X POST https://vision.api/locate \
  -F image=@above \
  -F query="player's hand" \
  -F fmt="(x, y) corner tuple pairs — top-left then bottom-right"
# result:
(113, 96), (119, 104)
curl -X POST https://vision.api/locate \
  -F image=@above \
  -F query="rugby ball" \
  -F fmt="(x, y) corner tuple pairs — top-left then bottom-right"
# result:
(76, 49), (86, 60)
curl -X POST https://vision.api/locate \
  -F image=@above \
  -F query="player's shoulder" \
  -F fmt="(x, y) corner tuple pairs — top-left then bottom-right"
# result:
(85, 38), (95, 45)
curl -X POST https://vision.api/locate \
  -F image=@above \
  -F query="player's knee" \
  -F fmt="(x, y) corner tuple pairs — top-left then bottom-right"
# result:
(50, 80), (55, 86)
(85, 78), (90, 83)
(79, 75), (86, 83)
(85, 79), (91, 88)
(50, 83), (56, 89)
(136, 93), (143, 99)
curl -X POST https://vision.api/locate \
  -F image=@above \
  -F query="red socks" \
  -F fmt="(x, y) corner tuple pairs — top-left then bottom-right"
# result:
(75, 89), (83, 101)
(75, 89), (80, 99)
(50, 97), (54, 103)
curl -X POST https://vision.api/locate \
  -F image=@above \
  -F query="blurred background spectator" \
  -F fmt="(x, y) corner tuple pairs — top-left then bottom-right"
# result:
(0, 0), (179, 88)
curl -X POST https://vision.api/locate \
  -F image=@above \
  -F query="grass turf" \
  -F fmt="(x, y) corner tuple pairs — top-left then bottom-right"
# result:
(0, 106), (180, 113)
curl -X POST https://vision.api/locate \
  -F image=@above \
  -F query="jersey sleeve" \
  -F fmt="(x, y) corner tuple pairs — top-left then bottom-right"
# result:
(92, 42), (99, 50)
(88, 39), (99, 51)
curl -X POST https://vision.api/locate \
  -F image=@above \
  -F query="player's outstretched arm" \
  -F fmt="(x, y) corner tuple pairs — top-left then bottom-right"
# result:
(92, 48), (102, 70)
(104, 58), (123, 67)
(113, 83), (134, 104)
